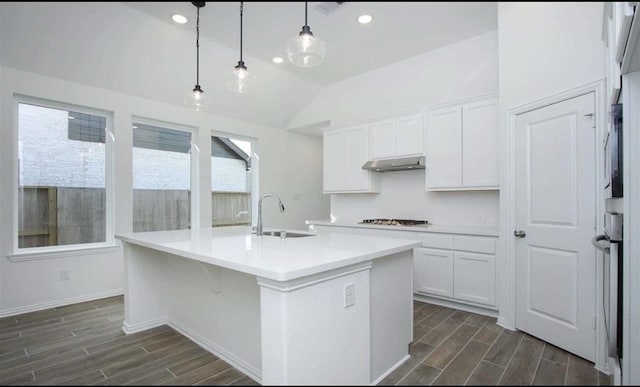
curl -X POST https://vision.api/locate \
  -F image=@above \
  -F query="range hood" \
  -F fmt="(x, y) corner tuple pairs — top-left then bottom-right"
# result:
(361, 156), (425, 172)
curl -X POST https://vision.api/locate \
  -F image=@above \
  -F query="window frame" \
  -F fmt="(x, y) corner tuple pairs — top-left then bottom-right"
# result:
(132, 116), (199, 231)
(211, 130), (258, 228)
(11, 95), (115, 259)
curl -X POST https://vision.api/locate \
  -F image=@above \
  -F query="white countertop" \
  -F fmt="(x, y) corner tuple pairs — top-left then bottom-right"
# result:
(306, 220), (499, 237)
(115, 226), (421, 282)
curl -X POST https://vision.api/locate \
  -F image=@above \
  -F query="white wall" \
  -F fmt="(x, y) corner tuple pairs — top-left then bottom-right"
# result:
(287, 30), (498, 129)
(0, 2), (323, 129)
(330, 171), (499, 226)
(496, 0), (606, 366)
(0, 66), (329, 315)
(291, 31), (500, 227)
(498, 2), (605, 110)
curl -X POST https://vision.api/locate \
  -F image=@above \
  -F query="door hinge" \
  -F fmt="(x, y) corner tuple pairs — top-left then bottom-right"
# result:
(593, 315), (597, 329)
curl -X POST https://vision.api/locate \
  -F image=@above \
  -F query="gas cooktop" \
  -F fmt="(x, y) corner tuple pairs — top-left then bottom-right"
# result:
(359, 219), (430, 226)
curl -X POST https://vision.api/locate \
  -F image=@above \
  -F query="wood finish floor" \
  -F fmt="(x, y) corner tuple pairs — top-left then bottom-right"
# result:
(0, 296), (611, 385)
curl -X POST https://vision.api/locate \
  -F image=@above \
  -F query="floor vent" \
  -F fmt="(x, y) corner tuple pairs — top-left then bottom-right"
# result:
(314, 2), (347, 16)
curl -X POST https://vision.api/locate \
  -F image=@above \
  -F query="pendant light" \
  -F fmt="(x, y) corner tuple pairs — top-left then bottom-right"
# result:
(184, 2), (210, 111)
(286, 1), (325, 67)
(227, 2), (256, 93)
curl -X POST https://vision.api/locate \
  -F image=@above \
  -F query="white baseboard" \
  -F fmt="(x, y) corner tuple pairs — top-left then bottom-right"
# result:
(167, 318), (262, 384)
(370, 354), (410, 385)
(0, 288), (124, 318)
(414, 293), (499, 318)
(122, 317), (167, 335)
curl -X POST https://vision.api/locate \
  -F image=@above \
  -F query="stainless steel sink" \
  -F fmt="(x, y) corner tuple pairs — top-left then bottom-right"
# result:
(261, 231), (316, 238)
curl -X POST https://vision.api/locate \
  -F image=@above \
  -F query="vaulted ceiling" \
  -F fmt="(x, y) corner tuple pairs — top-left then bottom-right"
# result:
(0, 2), (497, 128)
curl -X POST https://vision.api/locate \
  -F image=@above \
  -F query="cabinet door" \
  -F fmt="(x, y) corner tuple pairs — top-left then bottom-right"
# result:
(323, 130), (344, 192)
(370, 119), (396, 159)
(426, 106), (462, 189)
(396, 113), (424, 156)
(462, 99), (499, 188)
(453, 251), (495, 306)
(343, 125), (371, 191)
(413, 248), (454, 298)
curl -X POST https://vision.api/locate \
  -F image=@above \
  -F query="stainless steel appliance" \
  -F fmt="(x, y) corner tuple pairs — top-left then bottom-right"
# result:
(359, 219), (429, 226)
(361, 156), (425, 172)
(604, 104), (623, 198)
(593, 213), (623, 358)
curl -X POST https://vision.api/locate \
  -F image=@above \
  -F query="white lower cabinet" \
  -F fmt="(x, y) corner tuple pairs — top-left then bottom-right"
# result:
(453, 251), (495, 306)
(307, 223), (497, 308)
(413, 248), (453, 298)
(413, 238), (497, 308)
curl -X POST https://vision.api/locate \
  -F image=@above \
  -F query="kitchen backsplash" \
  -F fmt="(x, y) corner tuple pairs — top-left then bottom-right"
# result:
(330, 170), (499, 226)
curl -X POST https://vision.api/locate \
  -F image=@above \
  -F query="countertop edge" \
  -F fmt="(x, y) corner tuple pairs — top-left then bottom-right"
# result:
(115, 233), (421, 282)
(306, 220), (499, 237)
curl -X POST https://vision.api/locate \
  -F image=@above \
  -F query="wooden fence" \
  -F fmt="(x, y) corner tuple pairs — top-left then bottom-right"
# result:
(18, 187), (250, 248)
(211, 192), (251, 227)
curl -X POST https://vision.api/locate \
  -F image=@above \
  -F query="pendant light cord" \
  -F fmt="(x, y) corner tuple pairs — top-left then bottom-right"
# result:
(240, 1), (244, 62)
(304, 1), (308, 27)
(196, 5), (200, 86)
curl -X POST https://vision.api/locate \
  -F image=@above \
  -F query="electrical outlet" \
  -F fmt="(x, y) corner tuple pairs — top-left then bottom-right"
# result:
(60, 270), (70, 281)
(344, 283), (355, 308)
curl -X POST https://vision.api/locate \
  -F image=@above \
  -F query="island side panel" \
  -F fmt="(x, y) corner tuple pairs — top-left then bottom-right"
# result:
(370, 250), (413, 383)
(258, 263), (372, 385)
(122, 243), (171, 332)
(164, 257), (262, 381)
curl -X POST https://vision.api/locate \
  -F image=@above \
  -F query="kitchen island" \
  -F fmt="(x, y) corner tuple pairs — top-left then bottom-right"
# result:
(115, 226), (421, 385)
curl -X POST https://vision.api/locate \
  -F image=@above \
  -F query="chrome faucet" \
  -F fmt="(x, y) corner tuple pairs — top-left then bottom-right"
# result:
(256, 193), (285, 236)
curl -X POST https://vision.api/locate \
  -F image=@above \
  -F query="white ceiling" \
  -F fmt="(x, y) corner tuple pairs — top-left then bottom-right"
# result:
(127, 2), (498, 85)
(0, 2), (496, 129)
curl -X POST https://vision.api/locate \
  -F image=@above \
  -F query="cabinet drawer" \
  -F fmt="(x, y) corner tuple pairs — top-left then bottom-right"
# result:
(413, 233), (454, 249)
(453, 235), (496, 254)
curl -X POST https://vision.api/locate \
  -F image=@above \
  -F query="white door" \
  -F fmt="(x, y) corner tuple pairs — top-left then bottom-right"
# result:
(514, 92), (596, 361)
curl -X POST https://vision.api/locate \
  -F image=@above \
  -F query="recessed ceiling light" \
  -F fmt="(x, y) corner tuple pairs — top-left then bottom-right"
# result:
(171, 14), (188, 24)
(357, 14), (373, 24)
(272, 57), (284, 64)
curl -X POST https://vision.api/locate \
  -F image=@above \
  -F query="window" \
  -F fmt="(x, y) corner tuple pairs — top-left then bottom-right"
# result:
(211, 135), (253, 227)
(17, 101), (111, 249)
(133, 120), (193, 232)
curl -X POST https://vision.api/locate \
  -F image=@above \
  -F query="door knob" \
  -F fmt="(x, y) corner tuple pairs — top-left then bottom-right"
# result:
(514, 230), (526, 238)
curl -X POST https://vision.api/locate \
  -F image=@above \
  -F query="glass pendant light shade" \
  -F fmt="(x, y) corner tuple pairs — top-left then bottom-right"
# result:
(185, 2), (209, 111)
(287, 29), (325, 67)
(226, 61), (256, 94)
(184, 85), (210, 111)
(287, 2), (325, 68)
(227, 3), (256, 94)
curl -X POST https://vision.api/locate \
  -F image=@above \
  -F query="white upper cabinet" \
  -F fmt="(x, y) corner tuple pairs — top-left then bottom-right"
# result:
(425, 106), (463, 189)
(396, 113), (425, 156)
(425, 98), (499, 191)
(323, 130), (344, 192)
(323, 125), (378, 193)
(370, 119), (396, 159)
(462, 99), (499, 188)
(370, 113), (424, 159)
